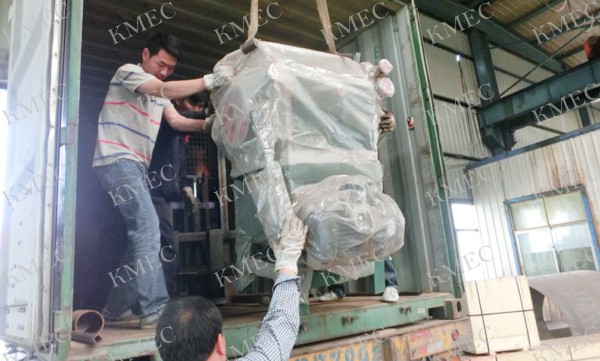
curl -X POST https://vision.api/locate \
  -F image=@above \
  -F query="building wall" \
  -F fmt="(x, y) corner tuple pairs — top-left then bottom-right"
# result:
(419, 14), (598, 280)
(469, 129), (600, 277)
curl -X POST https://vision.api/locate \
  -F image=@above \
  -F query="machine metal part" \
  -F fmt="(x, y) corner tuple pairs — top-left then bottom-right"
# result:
(528, 270), (600, 338)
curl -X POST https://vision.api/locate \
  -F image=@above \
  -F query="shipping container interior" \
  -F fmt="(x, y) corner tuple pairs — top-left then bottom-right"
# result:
(68, 0), (464, 358)
(3, 0), (600, 359)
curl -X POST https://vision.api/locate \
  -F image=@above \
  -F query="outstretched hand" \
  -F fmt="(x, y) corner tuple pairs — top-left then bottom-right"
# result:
(203, 65), (235, 91)
(379, 110), (396, 133)
(273, 216), (308, 275)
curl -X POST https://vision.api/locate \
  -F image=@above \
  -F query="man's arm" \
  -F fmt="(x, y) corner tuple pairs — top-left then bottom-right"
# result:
(239, 217), (308, 361)
(137, 78), (208, 101)
(163, 106), (206, 133)
(240, 274), (301, 361)
(137, 65), (235, 100)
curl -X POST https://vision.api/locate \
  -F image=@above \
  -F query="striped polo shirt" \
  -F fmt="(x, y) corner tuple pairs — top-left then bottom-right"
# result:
(92, 63), (173, 169)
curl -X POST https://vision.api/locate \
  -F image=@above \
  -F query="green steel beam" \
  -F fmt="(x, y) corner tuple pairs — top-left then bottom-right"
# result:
(579, 107), (592, 127)
(478, 58), (600, 129)
(403, 0), (565, 73)
(224, 294), (451, 358)
(56, 0), (83, 360)
(469, 30), (515, 154)
(468, 30), (499, 106)
(507, 0), (564, 29)
(469, 0), (490, 9)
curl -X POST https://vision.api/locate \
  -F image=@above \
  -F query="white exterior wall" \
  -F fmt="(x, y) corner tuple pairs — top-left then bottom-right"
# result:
(419, 14), (595, 281)
(470, 129), (600, 277)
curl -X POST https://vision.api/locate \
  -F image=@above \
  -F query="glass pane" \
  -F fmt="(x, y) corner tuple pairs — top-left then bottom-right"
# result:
(517, 229), (558, 276)
(452, 203), (477, 230)
(545, 192), (587, 225)
(552, 224), (597, 272)
(510, 199), (547, 231)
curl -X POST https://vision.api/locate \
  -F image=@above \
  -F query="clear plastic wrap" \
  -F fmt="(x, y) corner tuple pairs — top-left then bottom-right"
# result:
(211, 40), (404, 282)
(211, 40), (383, 183)
(292, 175), (404, 277)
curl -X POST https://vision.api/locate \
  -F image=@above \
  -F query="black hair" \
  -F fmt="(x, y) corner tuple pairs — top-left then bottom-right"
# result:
(145, 33), (182, 61)
(187, 92), (209, 106)
(155, 297), (223, 361)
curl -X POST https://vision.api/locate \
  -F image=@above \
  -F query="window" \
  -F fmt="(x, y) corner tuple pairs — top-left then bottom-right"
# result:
(508, 190), (598, 276)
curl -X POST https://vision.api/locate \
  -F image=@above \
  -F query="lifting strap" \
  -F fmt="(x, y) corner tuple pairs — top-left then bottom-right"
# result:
(244, 0), (337, 54)
(316, 0), (336, 54)
(247, 0), (259, 41)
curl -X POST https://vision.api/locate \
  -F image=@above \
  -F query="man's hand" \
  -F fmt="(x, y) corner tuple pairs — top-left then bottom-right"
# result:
(379, 110), (396, 133)
(203, 65), (235, 91)
(203, 113), (216, 133)
(182, 186), (196, 215)
(273, 217), (308, 275)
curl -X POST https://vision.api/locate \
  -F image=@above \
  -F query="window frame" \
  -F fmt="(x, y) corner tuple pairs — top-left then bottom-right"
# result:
(504, 186), (600, 276)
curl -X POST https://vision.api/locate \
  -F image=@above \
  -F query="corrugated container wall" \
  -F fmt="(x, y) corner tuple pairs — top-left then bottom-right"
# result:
(339, 9), (451, 293)
(420, 14), (491, 201)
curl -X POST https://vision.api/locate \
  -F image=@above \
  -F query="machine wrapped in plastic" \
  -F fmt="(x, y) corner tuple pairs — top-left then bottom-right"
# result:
(210, 39), (404, 280)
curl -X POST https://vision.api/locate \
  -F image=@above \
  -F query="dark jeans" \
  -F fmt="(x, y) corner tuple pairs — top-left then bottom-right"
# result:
(94, 159), (169, 318)
(328, 257), (398, 298)
(151, 195), (178, 297)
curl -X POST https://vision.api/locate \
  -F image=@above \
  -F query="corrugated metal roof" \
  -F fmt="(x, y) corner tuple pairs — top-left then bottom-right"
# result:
(492, 0), (600, 67)
(452, 0), (600, 70)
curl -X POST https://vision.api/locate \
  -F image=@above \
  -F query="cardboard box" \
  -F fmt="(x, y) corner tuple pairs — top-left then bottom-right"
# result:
(464, 276), (540, 355)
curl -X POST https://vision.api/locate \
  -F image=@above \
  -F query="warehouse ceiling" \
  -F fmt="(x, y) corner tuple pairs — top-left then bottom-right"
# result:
(448, 0), (600, 69)
(80, 0), (598, 105)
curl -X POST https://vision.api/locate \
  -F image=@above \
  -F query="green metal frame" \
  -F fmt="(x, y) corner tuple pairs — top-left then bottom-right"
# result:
(408, 1), (462, 298)
(310, 262), (385, 294)
(469, 30), (515, 154)
(56, 0), (83, 360)
(478, 58), (600, 129)
(224, 293), (452, 358)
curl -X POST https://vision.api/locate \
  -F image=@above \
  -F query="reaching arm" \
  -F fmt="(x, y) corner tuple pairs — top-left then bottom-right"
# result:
(238, 217), (308, 361)
(137, 78), (207, 101)
(136, 65), (236, 100)
(238, 274), (301, 361)
(163, 105), (205, 133)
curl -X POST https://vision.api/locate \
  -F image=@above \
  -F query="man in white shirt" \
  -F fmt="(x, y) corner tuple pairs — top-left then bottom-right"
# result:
(93, 33), (232, 328)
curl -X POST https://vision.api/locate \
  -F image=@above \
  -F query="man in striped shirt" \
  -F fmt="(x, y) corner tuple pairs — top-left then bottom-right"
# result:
(92, 33), (232, 328)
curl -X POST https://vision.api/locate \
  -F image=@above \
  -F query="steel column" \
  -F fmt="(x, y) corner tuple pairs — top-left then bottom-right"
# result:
(408, 2), (462, 298)
(56, 0), (83, 360)
(469, 30), (515, 154)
